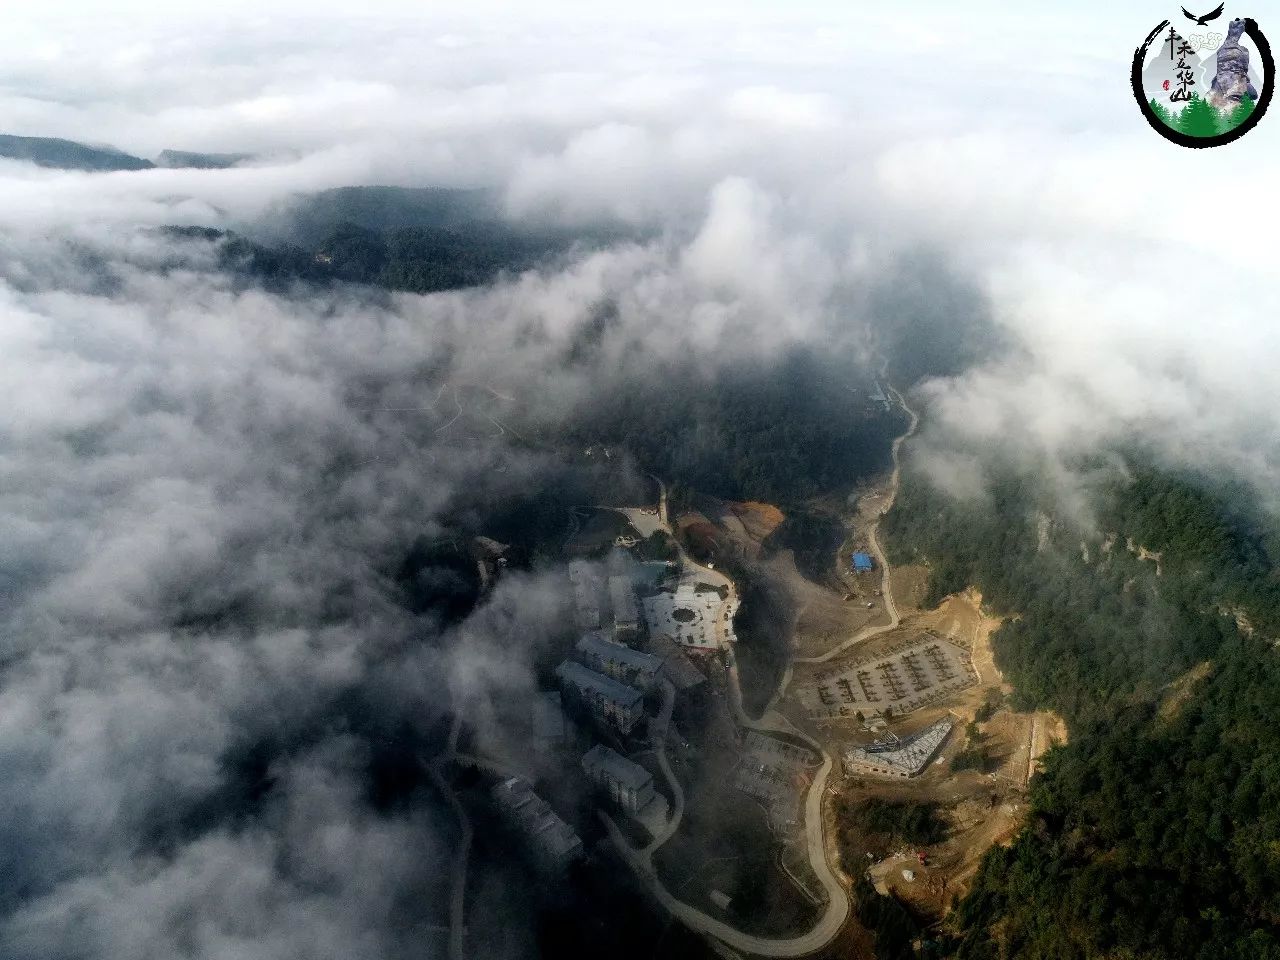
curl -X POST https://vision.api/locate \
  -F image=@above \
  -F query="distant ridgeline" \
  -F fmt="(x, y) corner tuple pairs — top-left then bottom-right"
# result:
(0, 133), (249, 171)
(259, 186), (628, 294)
(884, 454), (1280, 959)
(162, 185), (635, 295)
(0, 135), (618, 294)
(0, 134), (156, 171)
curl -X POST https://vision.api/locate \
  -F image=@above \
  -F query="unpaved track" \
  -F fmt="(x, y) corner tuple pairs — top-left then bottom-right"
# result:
(794, 387), (918, 666)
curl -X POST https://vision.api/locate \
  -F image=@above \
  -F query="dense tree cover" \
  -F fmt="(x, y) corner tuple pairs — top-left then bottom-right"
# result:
(276, 185), (496, 244)
(1155, 94), (1257, 139)
(568, 350), (907, 505)
(155, 149), (248, 169)
(1178, 93), (1223, 137)
(839, 798), (948, 847)
(395, 535), (483, 624)
(1149, 98), (1178, 130)
(172, 221), (572, 294)
(167, 183), (613, 295)
(249, 185), (636, 294)
(1226, 94), (1258, 132)
(854, 876), (925, 960)
(884, 458), (1280, 958)
(314, 221), (575, 293)
(868, 249), (1005, 388)
(723, 552), (795, 718)
(950, 721), (992, 774)
(637, 529), (679, 562)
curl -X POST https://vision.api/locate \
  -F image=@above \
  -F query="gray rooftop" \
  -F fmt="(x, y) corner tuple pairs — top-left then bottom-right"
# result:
(556, 660), (644, 708)
(845, 716), (954, 777)
(532, 691), (566, 742)
(577, 631), (664, 675)
(492, 777), (582, 862)
(647, 635), (706, 690)
(582, 743), (653, 790)
(609, 575), (640, 625)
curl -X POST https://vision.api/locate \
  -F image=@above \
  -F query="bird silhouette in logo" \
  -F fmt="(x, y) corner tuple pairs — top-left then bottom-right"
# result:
(1183, 2), (1226, 26)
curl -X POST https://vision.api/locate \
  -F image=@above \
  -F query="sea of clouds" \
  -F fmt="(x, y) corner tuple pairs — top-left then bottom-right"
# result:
(1, 3), (1278, 957)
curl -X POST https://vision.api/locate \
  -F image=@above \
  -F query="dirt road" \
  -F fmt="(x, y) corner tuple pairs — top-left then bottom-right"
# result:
(794, 387), (919, 665)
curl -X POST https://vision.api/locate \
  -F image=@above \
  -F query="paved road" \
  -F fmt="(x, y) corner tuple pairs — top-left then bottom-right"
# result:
(604, 651), (847, 958)
(610, 395), (918, 955)
(644, 678), (685, 855)
(609, 503), (851, 956)
(617, 506), (666, 540)
(425, 716), (471, 960)
(603, 740), (845, 956)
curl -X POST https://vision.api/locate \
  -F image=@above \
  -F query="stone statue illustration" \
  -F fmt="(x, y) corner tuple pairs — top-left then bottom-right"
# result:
(1208, 18), (1259, 111)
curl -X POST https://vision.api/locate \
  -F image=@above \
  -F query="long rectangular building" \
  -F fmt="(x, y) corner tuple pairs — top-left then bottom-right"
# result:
(609, 575), (640, 640)
(568, 560), (602, 631)
(582, 744), (656, 816)
(576, 631), (665, 690)
(556, 660), (645, 734)
(491, 776), (583, 872)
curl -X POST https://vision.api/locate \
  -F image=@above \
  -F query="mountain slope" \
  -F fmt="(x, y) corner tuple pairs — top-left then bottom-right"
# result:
(0, 134), (154, 171)
(885, 460), (1280, 959)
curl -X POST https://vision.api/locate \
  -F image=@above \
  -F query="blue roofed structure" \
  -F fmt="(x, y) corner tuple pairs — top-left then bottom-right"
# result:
(852, 552), (874, 572)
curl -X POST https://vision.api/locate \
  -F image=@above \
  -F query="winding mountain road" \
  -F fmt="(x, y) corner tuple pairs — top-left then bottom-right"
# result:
(425, 715), (471, 960)
(608, 387), (919, 956)
(643, 679), (685, 855)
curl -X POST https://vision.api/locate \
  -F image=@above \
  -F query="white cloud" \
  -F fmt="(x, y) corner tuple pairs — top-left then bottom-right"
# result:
(2, 4), (1280, 957)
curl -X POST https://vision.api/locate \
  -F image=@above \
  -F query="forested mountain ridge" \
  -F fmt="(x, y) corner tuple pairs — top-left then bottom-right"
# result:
(561, 350), (908, 507)
(0, 134), (252, 170)
(158, 184), (634, 295)
(884, 455), (1280, 958)
(162, 218), (579, 295)
(0, 134), (155, 171)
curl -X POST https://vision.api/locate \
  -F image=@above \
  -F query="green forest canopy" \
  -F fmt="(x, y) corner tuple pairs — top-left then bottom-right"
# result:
(885, 454), (1280, 959)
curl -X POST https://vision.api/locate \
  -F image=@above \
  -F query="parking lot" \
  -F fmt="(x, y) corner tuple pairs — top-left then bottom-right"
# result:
(731, 731), (817, 830)
(797, 634), (977, 720)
